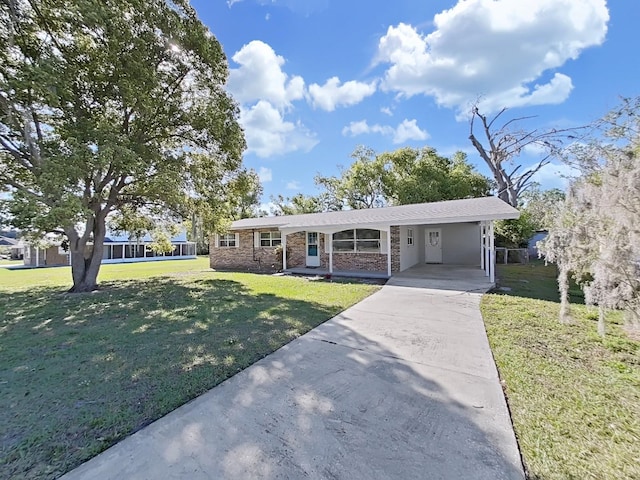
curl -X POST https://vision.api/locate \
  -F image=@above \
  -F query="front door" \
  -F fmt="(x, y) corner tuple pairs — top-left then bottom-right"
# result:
(425, 228), (443, 263)
(306, 232), (320, 267)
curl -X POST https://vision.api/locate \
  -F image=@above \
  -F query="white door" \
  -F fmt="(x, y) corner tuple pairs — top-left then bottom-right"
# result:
(425, 228), (443, 263)
(306, 232), (320, 267)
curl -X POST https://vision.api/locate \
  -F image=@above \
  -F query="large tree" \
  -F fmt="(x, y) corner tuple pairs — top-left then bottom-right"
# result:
(315, 145), (490, 209)
(269, 193), (326, 216)
(519, 184), (565, 231)
(315, 146), (387, 210)
(0, 0), (247, 291)
(380, 148), (490, 205)
(469, 105), (581, 207)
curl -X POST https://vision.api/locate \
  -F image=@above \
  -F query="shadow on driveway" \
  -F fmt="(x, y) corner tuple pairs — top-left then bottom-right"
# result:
(61, 282), (525, 480)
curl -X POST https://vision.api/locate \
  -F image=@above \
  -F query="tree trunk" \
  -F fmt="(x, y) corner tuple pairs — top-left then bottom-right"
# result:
(558, 263), (571, 324)
(68, 215), (107, 293)
(597, 304), (606, 337)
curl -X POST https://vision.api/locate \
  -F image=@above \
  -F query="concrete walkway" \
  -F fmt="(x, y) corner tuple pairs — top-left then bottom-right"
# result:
(62, 273), (524, 480)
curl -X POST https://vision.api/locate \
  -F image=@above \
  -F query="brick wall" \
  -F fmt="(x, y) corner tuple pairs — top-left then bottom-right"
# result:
(391, 226), (401, 273)
(211, 227), (401, 275)
(210, 230), (282, 272)
(332, 252), (388, 272)
(284, 232), (306, 268)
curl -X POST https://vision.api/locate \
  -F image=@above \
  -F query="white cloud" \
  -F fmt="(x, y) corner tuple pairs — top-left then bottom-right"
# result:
(308, 77), (377, 111)
(240, 101), (318, 158)
(380, 107), (393, 116)
(286, 181), (301, 190)
(265, 13), (270, 20)
(258, 167), (272, 182)
(228, 41), (305, 110)
(375, 0), (609, 115)
(393, 119), (429, 144)
(342, 119), (428, 144)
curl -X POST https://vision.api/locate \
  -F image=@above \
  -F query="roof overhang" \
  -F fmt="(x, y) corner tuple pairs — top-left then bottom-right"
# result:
(229, 197), (520, 233)
(278, 212), (518, 234)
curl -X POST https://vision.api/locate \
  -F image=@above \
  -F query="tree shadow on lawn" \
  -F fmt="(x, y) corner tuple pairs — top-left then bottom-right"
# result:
(61, 308), (525, 480)
(491, 261), (585, 305)
(0, 276), (354, 480)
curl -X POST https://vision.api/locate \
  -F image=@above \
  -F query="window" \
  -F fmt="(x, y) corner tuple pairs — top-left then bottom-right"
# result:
(260, 231), (281, 247)
(407, 228), (414, 246)
(219, 233), (237, 248)
(333, 229), (380, 253)
(333, 229), (354, 252)
(429, 230), (440, 247)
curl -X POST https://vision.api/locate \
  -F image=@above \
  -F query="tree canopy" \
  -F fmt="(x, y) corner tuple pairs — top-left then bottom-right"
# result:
(0, 0), (250, 291)
(269, 193), (328, 216)
(314, 145), (491, 210)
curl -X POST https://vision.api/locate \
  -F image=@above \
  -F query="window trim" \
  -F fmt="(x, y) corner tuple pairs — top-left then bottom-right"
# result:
(218, 233), (238, 248)
(259, 230), (282, 247)
(407, 228), (414, 246)
(332, 229), (381, 253)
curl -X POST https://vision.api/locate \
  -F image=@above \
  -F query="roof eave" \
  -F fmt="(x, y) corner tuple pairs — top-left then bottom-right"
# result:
(239, 211), (520, 233)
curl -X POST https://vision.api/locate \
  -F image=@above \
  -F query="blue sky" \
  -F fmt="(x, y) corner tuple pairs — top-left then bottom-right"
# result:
(190, 0), (637, 209)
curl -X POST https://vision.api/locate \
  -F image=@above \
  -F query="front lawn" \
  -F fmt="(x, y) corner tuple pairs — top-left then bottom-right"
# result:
(482, 262), (640, 480)
(0, 258), (379, 479)
(0, 259), (22, 266)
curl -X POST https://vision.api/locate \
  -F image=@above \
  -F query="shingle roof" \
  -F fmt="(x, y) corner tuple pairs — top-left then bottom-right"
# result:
(231, 196), (519, 231)
(0, 236), (18, 246)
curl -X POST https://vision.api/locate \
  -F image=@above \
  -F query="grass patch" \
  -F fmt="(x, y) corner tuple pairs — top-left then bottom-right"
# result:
(0, 257), (379, 479)
(0, 259), (22, 266)
(482, 262), (640, 480)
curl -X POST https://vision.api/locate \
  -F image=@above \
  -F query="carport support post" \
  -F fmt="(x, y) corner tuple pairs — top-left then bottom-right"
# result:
(328, 234), (333, 274)
(484, 223), (490, 278)
(489, 221), (495, 284)
(386, 226), (392, 277)
(480, 222), (485, 271)
(282, 233), (287, 271)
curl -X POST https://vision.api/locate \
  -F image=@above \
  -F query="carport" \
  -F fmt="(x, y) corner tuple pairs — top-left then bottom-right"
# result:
(388, 263), (495, 291)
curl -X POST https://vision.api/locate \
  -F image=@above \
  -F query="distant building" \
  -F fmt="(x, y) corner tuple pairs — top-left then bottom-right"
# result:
(23, 231), (196, 267)
(528, 230), (548, 259)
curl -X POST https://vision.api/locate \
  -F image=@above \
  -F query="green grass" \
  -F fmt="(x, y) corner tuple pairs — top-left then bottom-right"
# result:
(0, 257), (379, 479)
(482, 261), (640, 480)
(0, 259), (22, 266)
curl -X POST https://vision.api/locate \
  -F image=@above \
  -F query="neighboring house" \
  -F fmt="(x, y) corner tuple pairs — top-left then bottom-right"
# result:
(0, 235), (17, 247)
(10, 241), (24, 260)
(23, 231), (196, 267)
(528, 230), (548, 259)
(0, 236), (21, 259)
(210, 196), (519, 282)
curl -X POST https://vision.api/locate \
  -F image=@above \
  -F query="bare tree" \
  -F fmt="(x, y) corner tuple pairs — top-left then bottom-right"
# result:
(469, 105), (582, 207)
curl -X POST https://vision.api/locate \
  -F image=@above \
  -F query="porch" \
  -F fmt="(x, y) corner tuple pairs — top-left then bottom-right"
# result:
(282, 221), (496, 284)
(284, 267), (388, 280)
(284, 263), (494, 292)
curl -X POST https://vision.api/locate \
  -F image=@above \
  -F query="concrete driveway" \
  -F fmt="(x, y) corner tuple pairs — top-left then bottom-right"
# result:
(62, 272), (524, 480)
